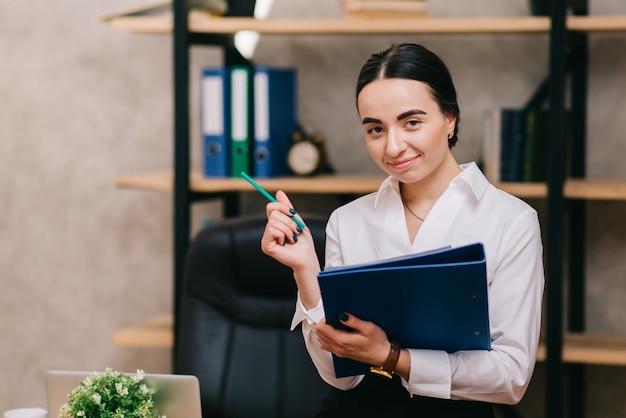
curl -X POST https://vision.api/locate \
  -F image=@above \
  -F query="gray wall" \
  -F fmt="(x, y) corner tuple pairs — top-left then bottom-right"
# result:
(1, 0), (625, 416)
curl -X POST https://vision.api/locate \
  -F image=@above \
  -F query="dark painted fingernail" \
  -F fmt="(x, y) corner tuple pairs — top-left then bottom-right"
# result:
(292, 234), (298, 243)
(296, 225), (303, 233)
(289, 208), (297, 215)
(339, 312), (349, 322)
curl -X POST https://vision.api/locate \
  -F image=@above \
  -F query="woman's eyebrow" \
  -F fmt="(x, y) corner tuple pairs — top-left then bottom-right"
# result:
(397, 109), (427, 120)
(361, 109), (426, 125)
(361, 117), (381, 125)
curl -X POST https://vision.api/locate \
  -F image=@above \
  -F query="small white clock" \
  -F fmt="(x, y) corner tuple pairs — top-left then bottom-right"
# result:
(287, 130), (328, 176)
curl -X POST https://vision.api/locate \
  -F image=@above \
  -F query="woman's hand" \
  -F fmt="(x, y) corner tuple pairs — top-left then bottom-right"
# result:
(261, 190), (312, 269)
(261, 190), (321, 308)
(316, 313), (391, 368)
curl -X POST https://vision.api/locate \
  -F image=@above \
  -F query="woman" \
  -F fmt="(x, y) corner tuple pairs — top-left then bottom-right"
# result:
(261, 43), (544, 417)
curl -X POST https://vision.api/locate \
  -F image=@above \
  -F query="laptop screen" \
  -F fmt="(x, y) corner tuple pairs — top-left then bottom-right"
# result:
(45, 371), (202, 418)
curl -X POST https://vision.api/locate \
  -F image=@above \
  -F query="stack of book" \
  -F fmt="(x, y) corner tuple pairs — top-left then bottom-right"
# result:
(200, 66), (298, 179)
(97, 0), (227, 22)
(340, 0), (428, 18)
(482, 107), (571, 184)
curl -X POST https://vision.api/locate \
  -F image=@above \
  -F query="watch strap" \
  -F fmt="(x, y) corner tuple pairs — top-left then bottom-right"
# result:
(369, 341), (401, 379)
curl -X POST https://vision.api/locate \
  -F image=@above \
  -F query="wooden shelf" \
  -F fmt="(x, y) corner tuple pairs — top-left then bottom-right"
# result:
(107, 14), (626, 36)
(112, 314), (173, 348)
(536, 333), (626, 366)
(109, 15), (551, 35)
(115, 171), (626, 201)
(564, 179), (626, 200)
(115, 170), (174, 192)
(116, 171), (387, 195)
(501, 179), (626, 200)
(113, 315), (626, 366)
(495, 182), (547, 199)
(568, 15), (626, 32)
(115, 170), (555, 199)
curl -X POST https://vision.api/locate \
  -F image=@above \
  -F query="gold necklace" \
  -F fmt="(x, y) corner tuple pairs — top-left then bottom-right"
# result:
(400, 184), (425, 222)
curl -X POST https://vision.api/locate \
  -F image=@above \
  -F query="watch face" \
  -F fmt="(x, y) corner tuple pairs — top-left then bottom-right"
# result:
(288, 141), (321, 175)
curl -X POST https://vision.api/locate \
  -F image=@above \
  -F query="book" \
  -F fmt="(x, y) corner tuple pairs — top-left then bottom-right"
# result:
(481, 108), (502, 183)
(499, 108), (527, 182)
(318, 243), (491, 378)
(344, 10), (428, 19)
(201, 67), (230, 177)
(253, 67), (297, 178)
(522, 107), (548, 182)
(97, 0), (228, 22)
(522, 108), (572, 182)
(96, 1), (171, 22)
(484, 106), (572, 184)
(341, 0), (428, 14)
(229, 66), (253, 178)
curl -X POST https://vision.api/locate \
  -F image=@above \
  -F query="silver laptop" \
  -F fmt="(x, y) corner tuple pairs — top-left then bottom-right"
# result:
(45, 370), (202, 418)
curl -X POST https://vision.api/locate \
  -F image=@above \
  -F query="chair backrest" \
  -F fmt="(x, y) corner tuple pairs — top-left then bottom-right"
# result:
(175, 214), (330, 418)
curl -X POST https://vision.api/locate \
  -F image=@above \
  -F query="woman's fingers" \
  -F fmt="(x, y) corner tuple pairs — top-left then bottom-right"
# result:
(315, 313), (390, 365)
(261, 190), (312, 269)
(263, 190), (303, 243)
(262, 215), (294, 252)
(275, 189), (293, 206)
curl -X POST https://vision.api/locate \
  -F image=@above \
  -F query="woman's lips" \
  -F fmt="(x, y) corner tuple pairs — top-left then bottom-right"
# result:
(389, 156), (419, 170)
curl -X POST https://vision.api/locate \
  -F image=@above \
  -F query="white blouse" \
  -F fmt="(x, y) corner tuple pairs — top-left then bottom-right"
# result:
(290, 162), (545, 405)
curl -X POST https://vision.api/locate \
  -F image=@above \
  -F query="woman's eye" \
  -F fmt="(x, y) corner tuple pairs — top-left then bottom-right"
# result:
(367, 126), (384, 135)
(406, 119), (420, 128)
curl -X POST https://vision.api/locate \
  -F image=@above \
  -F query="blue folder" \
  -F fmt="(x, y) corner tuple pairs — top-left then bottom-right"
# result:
(253, 67), (297, 178)
(200, 67), (230, 177)
(318, 242), (491, 378)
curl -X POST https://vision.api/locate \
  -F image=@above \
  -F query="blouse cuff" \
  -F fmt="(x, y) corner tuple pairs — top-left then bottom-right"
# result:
(401, 349), (452, 399)
(290, 292), (325, 331)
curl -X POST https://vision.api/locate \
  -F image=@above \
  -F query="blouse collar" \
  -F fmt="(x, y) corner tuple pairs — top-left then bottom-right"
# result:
(372, 161), (490, 209)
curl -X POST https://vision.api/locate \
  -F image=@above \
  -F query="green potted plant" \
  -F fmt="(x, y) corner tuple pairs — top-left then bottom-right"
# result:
(59, 368), (164, 418)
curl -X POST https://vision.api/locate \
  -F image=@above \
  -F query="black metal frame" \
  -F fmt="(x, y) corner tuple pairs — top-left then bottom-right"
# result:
(566, 1), (589, 417)
(172, 0), (256, 369)
(545, 2), (567, 417)
(172, 0), (190, 370)
(546, 0), (590, 417)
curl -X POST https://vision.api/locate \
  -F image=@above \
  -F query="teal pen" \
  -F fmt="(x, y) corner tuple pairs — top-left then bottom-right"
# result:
(240, 171), (307, 230)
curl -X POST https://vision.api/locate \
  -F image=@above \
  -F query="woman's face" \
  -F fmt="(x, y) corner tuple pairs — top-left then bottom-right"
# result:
(357, 78), (456, 185)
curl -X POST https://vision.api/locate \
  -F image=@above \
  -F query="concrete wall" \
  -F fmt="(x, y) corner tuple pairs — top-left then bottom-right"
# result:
(1, 0), (625, 416)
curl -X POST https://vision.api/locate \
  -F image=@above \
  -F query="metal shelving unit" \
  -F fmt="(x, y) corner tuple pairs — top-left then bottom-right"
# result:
(105, 2), (626, 417)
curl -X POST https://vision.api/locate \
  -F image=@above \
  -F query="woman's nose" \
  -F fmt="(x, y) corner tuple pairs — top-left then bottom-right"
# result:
(386, 128), (406, 156)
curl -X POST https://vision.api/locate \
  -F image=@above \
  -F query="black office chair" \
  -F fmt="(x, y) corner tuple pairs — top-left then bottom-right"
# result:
(175, 214), (330, 418)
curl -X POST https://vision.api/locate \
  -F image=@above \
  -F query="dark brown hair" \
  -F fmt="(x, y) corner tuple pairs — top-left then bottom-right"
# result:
(356, 43), (460, 148)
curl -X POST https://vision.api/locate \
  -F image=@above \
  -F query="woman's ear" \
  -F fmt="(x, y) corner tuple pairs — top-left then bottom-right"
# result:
(446, 113), (457, 136)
